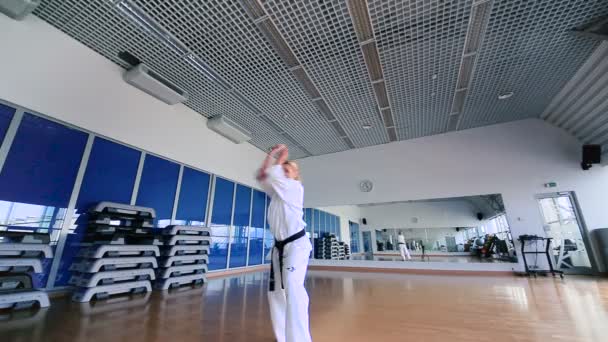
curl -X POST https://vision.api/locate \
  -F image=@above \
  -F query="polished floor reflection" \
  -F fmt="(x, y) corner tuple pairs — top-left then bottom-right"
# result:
(1, 271), (608, 341)
(351, 254), (510, 263)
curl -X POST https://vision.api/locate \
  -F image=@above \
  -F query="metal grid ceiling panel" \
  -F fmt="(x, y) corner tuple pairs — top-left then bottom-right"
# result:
(368, 0), (473, 139)
(131, 0), (348, 156)
(262, 0), (389, 147)
(32, 1), (328, 159)
(541, 41), (608, 159)
(460, 0), (608, 130)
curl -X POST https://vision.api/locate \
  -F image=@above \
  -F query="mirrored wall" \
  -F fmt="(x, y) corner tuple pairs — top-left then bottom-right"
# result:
(352, 194), (518, 264)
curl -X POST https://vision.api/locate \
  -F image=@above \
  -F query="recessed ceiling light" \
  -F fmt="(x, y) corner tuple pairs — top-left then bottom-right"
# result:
(362, 124), (372, 130)
(283, 114), (289, 119)
(432, 74), (438, 80)
(431, 92), (436, 97)
(498, 92), (514, 100)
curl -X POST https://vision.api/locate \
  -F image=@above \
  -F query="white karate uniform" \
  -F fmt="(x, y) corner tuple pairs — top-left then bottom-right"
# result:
(398, 234), (411, 261)
(261, 165), (313, 342)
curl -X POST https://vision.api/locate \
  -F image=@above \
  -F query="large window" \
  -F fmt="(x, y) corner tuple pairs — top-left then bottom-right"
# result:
(54, 137), (140, 286)
(209, 177), (234, 270)
(0, 103), (15, 143)
(247, 190), (265, 266)
(0, 99), (272, 289)
(263, 195), (273, 264)
(229, 184), (251, 268)
(174, 167), (210, 226)
(136, 155), (180, 228)
(349, 221), (360, 253)
(0, 113), (88, 287)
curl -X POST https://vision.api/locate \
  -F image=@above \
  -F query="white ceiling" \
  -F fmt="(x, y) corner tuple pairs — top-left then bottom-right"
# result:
(33, 0), (608, 159)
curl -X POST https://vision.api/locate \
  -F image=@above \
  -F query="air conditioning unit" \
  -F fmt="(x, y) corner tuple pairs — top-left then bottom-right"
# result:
(0, 0), (40, 20)
(207, 115), (252, 144)
(123, 63), (188, 105)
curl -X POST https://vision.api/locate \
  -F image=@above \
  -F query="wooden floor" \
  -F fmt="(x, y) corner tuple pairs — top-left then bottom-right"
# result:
(2, 270), (608, 342)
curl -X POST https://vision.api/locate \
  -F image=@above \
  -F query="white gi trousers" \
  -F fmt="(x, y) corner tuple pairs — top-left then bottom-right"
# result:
(399, 243), (411, 261)
(268, 237), (313, 342)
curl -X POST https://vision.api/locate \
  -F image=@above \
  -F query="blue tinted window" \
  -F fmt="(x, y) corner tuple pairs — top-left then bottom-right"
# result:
(0, 113), (88, 287)
(175, 167), (210, 226)
(247, 226), (264, 266)
(209, 235), (229, 271)
(248, 190), (265, 266)
(0, 103), (15, 143)
(314, 209), (320, 238)
(233, 185), (251, 226)
(136, 155), (180, 228)
(229, 226), (248, 268)
(349, 221), (360, 253)
(55, 137), (140, 286)
(251, 190), (265, 228)
(208, 177), (234, 270)
(229, 185), (251, 268)
(211, 177), (234, 225)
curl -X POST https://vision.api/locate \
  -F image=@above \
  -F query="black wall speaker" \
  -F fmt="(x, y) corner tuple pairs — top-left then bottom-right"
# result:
(361, 218), (367, 225)
(456, 227), (460, 232)
(476, 213), (484, 221)
(582, 144), (601, 170)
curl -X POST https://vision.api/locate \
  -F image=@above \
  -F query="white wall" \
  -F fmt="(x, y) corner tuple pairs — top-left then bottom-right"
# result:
(299, 119), (608, 271)
(358, 200), (482, 229)
(0, 14), (265, 187)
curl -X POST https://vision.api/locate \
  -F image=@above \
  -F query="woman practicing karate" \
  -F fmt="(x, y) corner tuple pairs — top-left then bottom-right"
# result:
(257, 144), (313, 342)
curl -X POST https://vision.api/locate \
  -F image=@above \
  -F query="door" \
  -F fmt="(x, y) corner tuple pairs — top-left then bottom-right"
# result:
(362, 231), (372, 254)
(537, 192), (594, 274)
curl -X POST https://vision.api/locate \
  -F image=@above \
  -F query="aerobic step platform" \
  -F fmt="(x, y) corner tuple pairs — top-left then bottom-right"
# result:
(155, 273), (206, 290)
(0, 274), (33, 290)
(78, 244), (160, 258)
(91, 202), (156, 221)
(159, 254), (209, 268)
(69, 256), (158, 273)
(72, 280), (152, 302)
(161, 244), (210, 257)
(162, 226), (211, 236)
(0, 259), (43, 273)
(0, 244), (53, 258)
(69, 268), (156, 287)
(0, 231), (50, 244)
(0, 290), (50, 309)
(164, 235), (211, 246)
(157, 264), (207, 279)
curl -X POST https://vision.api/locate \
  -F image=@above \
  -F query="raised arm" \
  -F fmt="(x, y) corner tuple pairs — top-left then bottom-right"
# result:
(257, 144), (288, 181)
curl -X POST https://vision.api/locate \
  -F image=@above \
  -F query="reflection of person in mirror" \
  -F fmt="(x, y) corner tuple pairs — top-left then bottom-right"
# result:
(398, 231), (412, 261)
(257, 144), (312, 342)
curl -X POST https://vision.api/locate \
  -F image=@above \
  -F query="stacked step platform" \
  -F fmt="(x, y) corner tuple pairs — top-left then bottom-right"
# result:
(156, 225), (211, 290)
(337, 242), (346, 260)
(343, 243), (351, 260)
(70, 202), (160, 302)
(314, 234), (340, 260)
(0, 231), (52, 310)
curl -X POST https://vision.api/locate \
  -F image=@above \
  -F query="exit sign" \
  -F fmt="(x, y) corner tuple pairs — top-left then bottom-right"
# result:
(544, 182), (557, 188)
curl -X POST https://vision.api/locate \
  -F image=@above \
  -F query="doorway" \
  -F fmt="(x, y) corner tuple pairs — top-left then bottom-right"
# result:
(536, 192), (594, 274)
(362, 231), (372, 254)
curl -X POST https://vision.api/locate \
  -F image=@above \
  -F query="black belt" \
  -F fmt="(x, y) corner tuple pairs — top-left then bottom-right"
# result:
(269, 229), (306, 292)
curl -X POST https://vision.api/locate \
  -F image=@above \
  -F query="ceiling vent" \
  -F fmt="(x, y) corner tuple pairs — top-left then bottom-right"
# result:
(207, 115), (252, 144)
(0, 0), (40, 20)
(123, 64), (188, 105)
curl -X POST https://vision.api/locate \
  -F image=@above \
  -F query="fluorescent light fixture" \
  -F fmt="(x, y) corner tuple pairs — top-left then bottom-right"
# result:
(115, 0), (189, 57)
(498, 92), (514, 100)
(362, 123), (372, 130)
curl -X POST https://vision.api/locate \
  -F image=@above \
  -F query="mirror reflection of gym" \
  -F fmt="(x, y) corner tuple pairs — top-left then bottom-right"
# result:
(351, 194), (518, 264)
